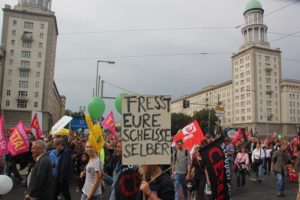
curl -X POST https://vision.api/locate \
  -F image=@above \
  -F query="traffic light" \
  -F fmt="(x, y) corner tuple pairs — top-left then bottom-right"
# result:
(183, 99), (190, 109)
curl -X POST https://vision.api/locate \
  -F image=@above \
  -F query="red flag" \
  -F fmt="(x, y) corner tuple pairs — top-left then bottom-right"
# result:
(246, 130), (251, 138)
(7, 121), (29, 156)
(102, 111), (117, 140)
(173, 121), (206, 150)
(232, 128), (243, 146)
(31, 113), (43, 140)
(0, 113), (7, 154)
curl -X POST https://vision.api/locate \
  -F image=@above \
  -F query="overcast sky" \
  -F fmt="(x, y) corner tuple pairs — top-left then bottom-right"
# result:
(1, 0), (299, 118)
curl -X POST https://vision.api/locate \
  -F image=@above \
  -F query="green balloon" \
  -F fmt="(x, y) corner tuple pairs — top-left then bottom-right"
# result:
(115, 93), (127, 114)
(88, 97), (105, 120)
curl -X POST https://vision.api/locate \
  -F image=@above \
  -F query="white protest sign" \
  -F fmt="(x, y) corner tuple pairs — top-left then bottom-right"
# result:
(51, 115), (73, 135)
(122, 95), (172, 165)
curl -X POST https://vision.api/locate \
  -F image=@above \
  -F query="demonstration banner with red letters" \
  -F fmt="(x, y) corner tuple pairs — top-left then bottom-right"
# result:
(199, 136), (231, 200)
(0, 114), (7, 154)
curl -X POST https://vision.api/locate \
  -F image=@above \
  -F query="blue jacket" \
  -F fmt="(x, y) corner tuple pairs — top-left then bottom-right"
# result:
(56, 145), (73, 182)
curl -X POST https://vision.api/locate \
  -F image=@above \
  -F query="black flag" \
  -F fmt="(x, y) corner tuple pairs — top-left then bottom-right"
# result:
(199, 136), (231, 200)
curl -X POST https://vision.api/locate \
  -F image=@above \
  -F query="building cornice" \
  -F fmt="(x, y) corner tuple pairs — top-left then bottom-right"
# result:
(232, 45), (281, 58)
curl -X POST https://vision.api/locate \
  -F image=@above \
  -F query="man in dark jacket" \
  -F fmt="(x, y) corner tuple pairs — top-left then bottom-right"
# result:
(53, 137), (73, 200)
(25, 140), (53, 200)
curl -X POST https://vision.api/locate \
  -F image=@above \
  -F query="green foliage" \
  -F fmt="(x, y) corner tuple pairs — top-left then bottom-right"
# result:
(192, 109), (218, 134)
(171, 113), (192, 136)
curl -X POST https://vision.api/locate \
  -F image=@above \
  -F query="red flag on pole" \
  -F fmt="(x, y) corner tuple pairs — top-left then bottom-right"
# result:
(102, 111), (117, 140)
(0, 113), (7, 154)
(31, 113), (43, 140)
(173, 120), (206, 150)
(7, 121), (29, 156)
(232, 128), (243, 146)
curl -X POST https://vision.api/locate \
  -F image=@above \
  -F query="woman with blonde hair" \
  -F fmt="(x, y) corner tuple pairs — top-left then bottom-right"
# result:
(81, 142), (103, 200)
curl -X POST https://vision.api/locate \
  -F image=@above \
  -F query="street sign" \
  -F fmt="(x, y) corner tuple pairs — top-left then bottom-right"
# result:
(215, 106), (225, 117)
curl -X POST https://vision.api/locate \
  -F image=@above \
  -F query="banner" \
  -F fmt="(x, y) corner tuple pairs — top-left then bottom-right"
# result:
(232, 128), (242, 146)
(199, 136), (231, 200)
(122, 95), (172, 165)
(7, 121), (30, 156)
(0, 114), (7, 154)
(31, 113), (43, 140)
(173, 120), (206, 150)
(102, 111), (117, 140)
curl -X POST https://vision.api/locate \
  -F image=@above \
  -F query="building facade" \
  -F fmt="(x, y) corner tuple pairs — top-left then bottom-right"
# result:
(171, 0), (300, 136)
(0, 0), (65, 132)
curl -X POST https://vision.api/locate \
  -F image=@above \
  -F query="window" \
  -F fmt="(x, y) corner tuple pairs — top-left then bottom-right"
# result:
(21, 61), (30, 68)
(39, 42), (43, 48)
(6, 101), (10, 107)
(34, 102), (38, 108)
(35, 92), (39, 98)
(266, 78), (271, 84)
(7, 80), (12, 87)
(18, 91), (28, 97)
(10, 50), (14, 56)
(8, 69), (12, 76)
(37, 62), (41, 68)
(36, 72), (40, 77)
(21, 51), (31, 58)
(6, 90), (11, 96)
(265, 56), (270, 62)
(9, 59), (13, 65)
(41, 23), (44, 29)
(24, 22), (34, 29)
(36, 81), (39, 88)
(247, 116), (251, 120)
(11, 40), (15, 45)
(22, 42), (32, 48)
(12, 30), (16, 36)
(267, 101), (272, 106)
(17, 101), (27, 108)
(13, 20), (17, 26)
(40, 33), (44, 39)
(38, 52), (42, 58)
(19, 71), (29, 78)
(19, 81), (28, 88)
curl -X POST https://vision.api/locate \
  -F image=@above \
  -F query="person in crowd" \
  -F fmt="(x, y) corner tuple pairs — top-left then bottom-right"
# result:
(271, 141), (291, 197)
(7, 154), (23, 183)
(140, 165), (175, 200)
(53, 138), (73, 200)
(76, 153), (89, 193)
(81, 142), (102, 200)
(25, 140), (53, 200)
(252, 142), (265, 183)
(234, 146), (249, 188)
(225, 138), (235, 174)
(187, 147), (210, 199)
(295, 144), (300, 194)
(47, 142), (58, 177)
(105, 139), (123, 200)
(264, 143), (273, 175)
(172, 140), (190, 200)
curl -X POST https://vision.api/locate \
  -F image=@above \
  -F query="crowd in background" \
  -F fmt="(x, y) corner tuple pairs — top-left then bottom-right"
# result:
(0, 131), (300, 200)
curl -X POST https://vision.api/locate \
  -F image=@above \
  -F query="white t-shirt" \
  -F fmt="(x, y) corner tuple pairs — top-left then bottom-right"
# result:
(82, 157), (103, 196)
(252, 148), (266, 162)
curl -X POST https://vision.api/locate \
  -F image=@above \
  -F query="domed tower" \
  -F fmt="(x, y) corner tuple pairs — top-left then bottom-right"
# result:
(241, 0), (269, 49)
(232, 0), (282, 137)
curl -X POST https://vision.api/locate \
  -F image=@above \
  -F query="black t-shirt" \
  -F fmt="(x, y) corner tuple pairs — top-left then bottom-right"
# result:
(149, 173), (174, 200)
(192, 157), (206, 177)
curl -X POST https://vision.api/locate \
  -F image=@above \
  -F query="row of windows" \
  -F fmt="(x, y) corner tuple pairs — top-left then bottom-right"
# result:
(11, 40), (44, 49)
(6, 79), (40, 88)
(6, 90), (39, 98)
(290, 109), (300, 115)
(235, 116), (252, 121)
(12, 20), (45, 29)
(7, 69), (41, 78)
(6, 101), (39, 109)
(10, 50), (43, 58)
(290, 117), (300, 123)
(257, 55), (277, 62)
(9, 60), (42, 68)
(290, 102), (300, 107)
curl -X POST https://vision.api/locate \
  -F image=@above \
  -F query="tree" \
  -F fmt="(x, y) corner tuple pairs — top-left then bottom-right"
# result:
(171, 113), (192, 136)
(193, 109), (218, 135)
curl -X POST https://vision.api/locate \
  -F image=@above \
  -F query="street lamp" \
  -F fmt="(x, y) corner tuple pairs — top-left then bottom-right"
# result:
(96, 60), (115, 97)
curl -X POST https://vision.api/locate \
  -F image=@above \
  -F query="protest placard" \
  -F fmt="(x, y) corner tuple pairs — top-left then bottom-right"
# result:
(121, 95), (172, 165)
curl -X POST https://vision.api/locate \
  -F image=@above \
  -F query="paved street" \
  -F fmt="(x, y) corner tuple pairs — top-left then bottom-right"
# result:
(1, 172), (298, 200)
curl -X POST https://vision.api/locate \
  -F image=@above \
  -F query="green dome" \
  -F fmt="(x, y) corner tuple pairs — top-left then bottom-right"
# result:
(244, 0), (264, 15)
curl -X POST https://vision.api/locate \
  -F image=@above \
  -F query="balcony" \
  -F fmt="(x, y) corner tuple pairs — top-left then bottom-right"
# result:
(21, 32), (33, 42)
(265, 66), (272, 72)
(18, 67), (30, 71)
(16, 96), (28, 101)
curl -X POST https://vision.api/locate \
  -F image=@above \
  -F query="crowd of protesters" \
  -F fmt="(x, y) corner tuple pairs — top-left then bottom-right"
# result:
(0, 129), (300, 200)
